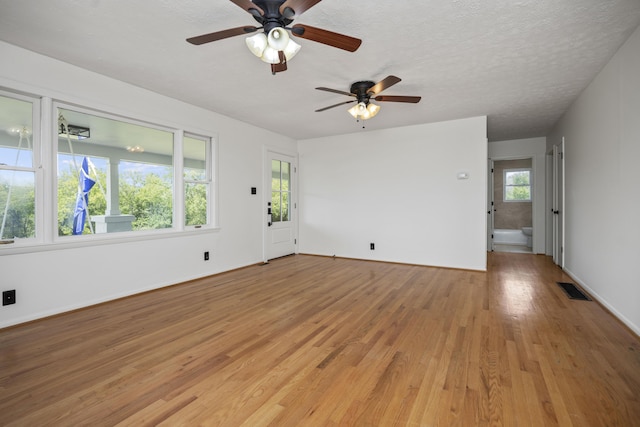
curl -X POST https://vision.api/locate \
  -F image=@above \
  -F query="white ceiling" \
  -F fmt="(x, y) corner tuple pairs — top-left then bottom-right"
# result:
(1, 0), (639, 142)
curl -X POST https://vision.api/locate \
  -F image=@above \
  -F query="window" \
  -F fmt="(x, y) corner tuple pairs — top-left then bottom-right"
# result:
(0, 92), (37, 242)
(55, 106), (216, 238)
(0, 90), (216, 251)
(271, 159), (290, 223)
(184, 134), (211, 227)
(504, 169), (531, 202)
(57, 106), (176, 236)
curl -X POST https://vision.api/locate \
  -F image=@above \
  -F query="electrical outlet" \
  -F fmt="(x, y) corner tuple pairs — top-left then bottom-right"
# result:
(3, 290), (16, 306)
(204, 251), (210, 261)
(370, 243), (375, 250)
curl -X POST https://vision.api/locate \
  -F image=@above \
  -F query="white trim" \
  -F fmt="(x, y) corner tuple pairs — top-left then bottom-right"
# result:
(0, 226), (220, 256)
(0, 89), (220, 254)
(174, 129), (185, 231)
(564, 267), (640, 336)
(262, 146), (298, 263)
(182, 131), (216, 230)
(503, 168), (532, 202)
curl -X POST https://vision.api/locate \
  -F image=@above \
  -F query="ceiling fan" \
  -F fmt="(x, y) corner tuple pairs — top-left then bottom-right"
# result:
(315, 75), (421, 121)
(186, 0), (362, 74)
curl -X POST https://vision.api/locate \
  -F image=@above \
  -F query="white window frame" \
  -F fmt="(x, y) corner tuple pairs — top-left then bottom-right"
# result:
(0, 89), (42, 246)
(503, 168), (532, 202)
(0, 89), (218, 255)
(183, 132), (213, 230)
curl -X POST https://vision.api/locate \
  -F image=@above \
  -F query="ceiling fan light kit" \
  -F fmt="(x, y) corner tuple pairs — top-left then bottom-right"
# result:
(187, 0), (361, 74)
(246, 27), (300, 64)
(348, 102), (380, 121)
(316, 76), (421, 123)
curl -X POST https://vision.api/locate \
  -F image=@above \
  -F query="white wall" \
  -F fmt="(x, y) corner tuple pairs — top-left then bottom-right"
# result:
(0, 42), (296, 328)
(298, 117), (488, 271)
(547, 25), (640, 335)
(488, 137), (547, 254)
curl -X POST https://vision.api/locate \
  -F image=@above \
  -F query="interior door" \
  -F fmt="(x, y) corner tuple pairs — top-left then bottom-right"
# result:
(552, 140), (565, 266)
(264, 151), (296, 262)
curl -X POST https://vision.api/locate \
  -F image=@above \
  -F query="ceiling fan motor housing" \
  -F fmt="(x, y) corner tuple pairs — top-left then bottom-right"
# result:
(351, 81), (375, 104)
(251, 0), (293, 33)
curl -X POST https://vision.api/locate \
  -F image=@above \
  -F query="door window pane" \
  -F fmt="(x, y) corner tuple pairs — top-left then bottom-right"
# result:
(281, 190), (289, 222)
(271, 160), (281, 191)
(271, 159), (290, 223)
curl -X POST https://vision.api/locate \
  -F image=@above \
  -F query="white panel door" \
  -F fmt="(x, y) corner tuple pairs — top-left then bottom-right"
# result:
(264, 151), (296, 261)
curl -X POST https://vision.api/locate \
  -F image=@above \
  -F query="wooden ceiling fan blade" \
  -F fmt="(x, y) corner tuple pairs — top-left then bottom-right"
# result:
(367, 75), (402, 96)
(367, 76), (402, 96)
(315, 100), (356, 112)
(229, 0), (264, 17)
(374, 95), (422, 103)
(315, 87), (356, 97)
(186, 26), (259, 45)
(291, 24), (361, 52)
(280, 0), (322, 19)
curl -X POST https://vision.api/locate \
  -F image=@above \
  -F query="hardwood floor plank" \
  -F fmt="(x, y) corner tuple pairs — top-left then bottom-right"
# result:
(1, 253), (639, 426)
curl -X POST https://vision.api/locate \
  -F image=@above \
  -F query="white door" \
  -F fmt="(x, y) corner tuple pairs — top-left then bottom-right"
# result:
(552, 140), (565, 266)
(487, 159), (494, 252)
(264, 151), (296, 262)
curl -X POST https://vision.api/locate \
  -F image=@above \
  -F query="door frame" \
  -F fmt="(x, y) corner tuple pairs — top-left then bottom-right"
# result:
(488, 155), (535, 252)
(552, 139), (565, 267)
(487, 159), (494, 252)
(262, 147), (298, 263)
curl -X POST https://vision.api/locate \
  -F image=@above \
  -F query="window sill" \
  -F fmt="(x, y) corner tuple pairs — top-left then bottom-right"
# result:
(0, 227), (220, 256)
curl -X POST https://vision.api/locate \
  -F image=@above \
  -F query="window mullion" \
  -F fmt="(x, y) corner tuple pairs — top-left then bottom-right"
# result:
(38, 96), (52, 244)
(174, 130), (184, 232)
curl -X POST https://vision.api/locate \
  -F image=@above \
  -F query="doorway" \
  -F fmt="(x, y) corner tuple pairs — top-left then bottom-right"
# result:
(490, 158), (533, 253)
(263, 150), (297, 262)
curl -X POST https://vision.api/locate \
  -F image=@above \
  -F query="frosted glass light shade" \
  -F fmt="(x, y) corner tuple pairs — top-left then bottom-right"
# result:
(283, 39), (301, 60)
(348, 102), (366, 118)
(348, 102), (381, 120)
(366, 103), (381, 118)
(247, 29), (300, 65)
(246, 33), (267, 57)
(267, 27), (289, 50)
(260, 46), (282, 64)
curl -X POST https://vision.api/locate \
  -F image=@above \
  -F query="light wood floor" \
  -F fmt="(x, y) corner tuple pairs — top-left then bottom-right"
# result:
(1, 253), (639, 426)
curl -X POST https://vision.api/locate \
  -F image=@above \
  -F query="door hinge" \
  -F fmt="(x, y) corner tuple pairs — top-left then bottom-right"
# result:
(294, 238), (297, 244)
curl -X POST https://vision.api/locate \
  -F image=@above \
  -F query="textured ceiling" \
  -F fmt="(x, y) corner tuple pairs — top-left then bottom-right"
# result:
(1, 0), (639, 142)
